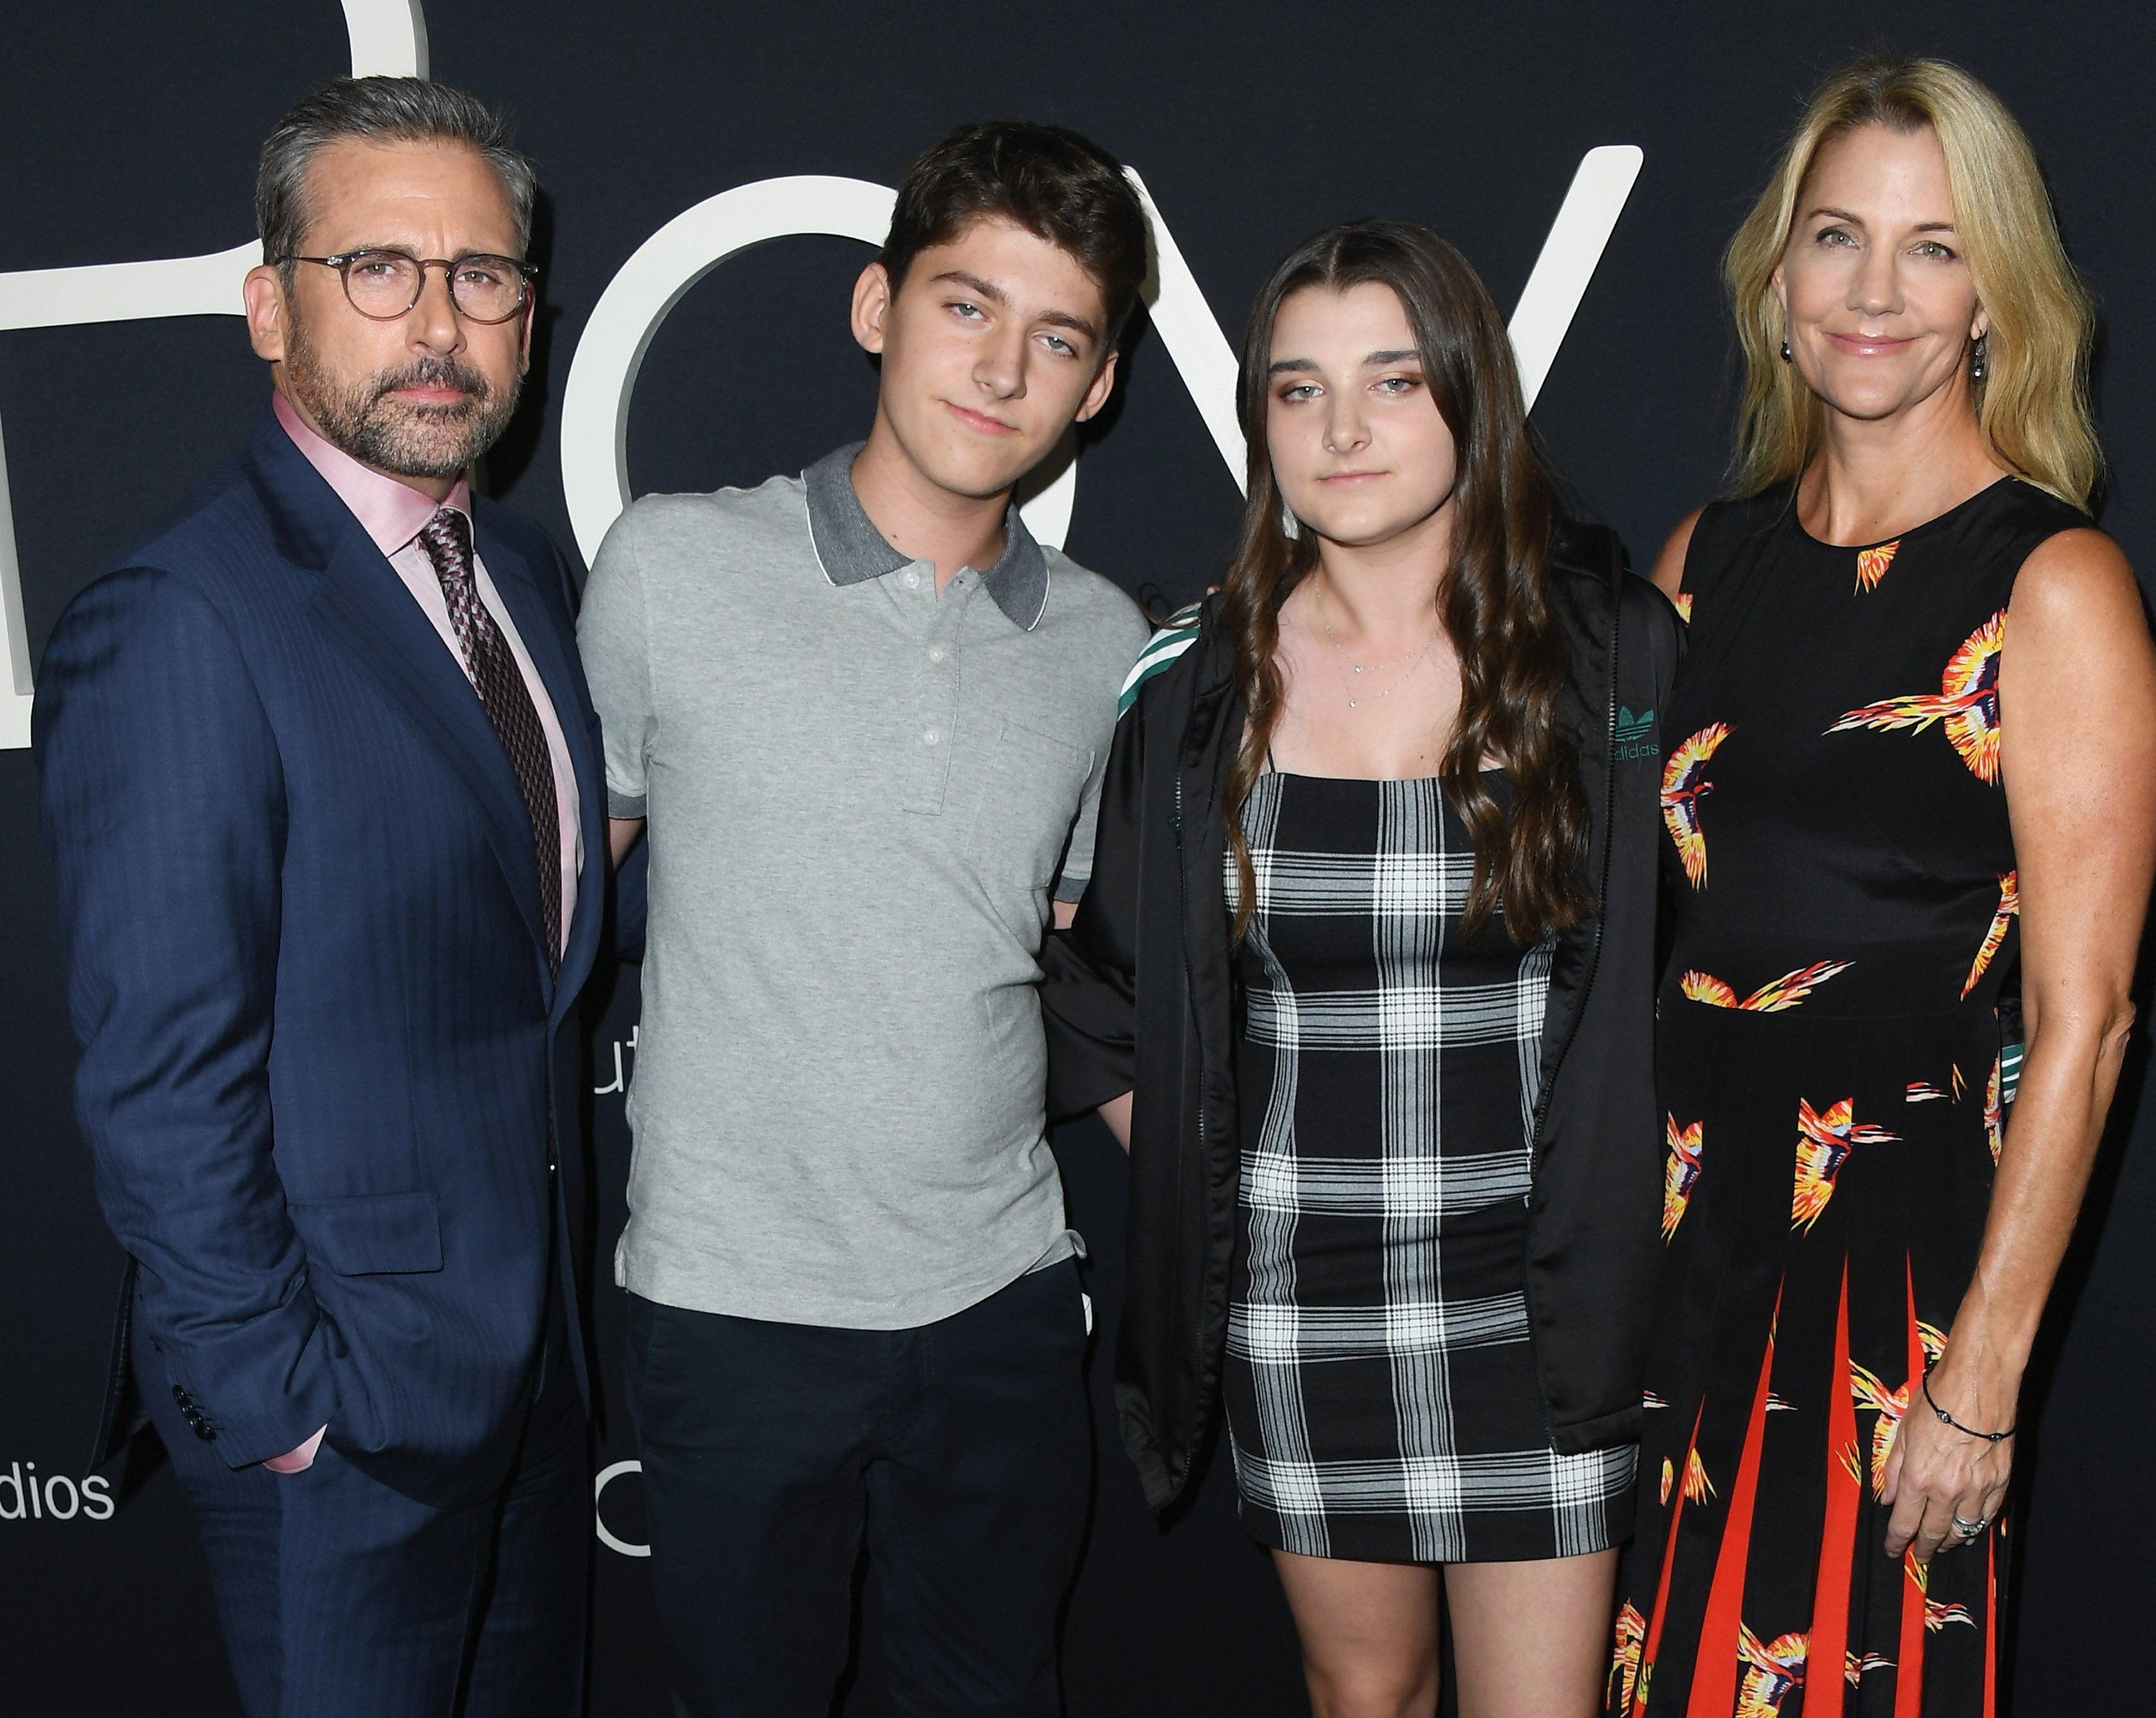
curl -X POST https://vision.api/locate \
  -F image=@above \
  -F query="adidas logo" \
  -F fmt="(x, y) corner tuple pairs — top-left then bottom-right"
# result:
(1613, 705), (1659, 760)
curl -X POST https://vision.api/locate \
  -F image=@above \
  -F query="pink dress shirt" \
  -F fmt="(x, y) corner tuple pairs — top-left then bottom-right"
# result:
(273, 393), (581, 951)
(263, 394), (584, 1474)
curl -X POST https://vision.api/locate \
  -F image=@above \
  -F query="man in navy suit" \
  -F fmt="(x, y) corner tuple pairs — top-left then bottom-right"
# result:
(35, 77), (601, 1717)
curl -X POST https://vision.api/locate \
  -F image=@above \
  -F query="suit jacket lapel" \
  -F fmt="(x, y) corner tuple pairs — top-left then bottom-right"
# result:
(244, 418), (551, 965)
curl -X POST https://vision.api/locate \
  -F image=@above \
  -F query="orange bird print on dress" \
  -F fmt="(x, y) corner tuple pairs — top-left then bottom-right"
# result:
(1828, 608), (2007, 783)
(1836, 1437), (1864, 1488)
(1682, 1446), (1716, 1505)
(1661, 723), (1731, 887)
(1675, 591), (1694, 624)
(1793, 1098), (1899, 1231)
(1683, 959), (1853, 1012)
(1906, 1553), (1979, 1630)
(1736, 1625), (1808, 1717)
(1856, 539), (1901, 592)
(1848, 1321), (1950, 1494)
(1662, 1115), (1705, 1241)
(1984, 1053), (2006, 1165)
(1963, 871), (2019, 998)
(1608, 1602), (1646, 1713)
(1846, 1652), (1894, 1685)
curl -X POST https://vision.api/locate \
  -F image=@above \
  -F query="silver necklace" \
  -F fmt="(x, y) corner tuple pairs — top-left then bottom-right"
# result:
(1315, 583), (1437, 711)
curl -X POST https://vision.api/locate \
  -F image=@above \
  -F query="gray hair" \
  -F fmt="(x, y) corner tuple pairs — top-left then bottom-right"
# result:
(257, 76), (537, 284)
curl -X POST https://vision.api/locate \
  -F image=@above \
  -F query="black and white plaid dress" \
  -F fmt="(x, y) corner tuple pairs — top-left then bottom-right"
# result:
(1223, 769), (1634, 1564)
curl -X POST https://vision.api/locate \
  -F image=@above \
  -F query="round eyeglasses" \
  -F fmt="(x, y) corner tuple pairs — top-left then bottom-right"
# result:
(284, 249), (538, 324)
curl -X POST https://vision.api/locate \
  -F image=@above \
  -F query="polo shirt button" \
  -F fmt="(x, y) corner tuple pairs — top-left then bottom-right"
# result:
(904, 571), (920, 589)
(923, 728), (941, 747)
(928, 645), (946, 663)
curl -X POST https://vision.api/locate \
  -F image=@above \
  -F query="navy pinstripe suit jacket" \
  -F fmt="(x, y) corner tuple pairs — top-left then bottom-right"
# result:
(37, 408), (607, 1507)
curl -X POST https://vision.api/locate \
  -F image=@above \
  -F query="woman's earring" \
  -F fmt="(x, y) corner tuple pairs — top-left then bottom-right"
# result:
(1971, 333), (1989, 384)
(1279, 498), (1302, 540)
(1779, 338), (1792, 363)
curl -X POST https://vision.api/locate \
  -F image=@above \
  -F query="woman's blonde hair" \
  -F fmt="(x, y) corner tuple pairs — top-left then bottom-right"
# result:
(1724, 55), (2100, 509)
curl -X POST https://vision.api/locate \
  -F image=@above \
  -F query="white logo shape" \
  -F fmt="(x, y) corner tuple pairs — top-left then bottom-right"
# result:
(0, 0), (1639, 750)
(593, 1457), (650, 1557)
(0, 0), (428, 749)
(557, 149), (1643, 568)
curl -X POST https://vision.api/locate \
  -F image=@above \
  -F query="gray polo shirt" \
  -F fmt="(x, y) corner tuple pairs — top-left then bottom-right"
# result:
(579, 443), (1149, 1329)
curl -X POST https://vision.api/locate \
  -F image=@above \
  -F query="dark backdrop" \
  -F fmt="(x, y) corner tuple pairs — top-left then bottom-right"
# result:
(1, 4), (2149, 1713)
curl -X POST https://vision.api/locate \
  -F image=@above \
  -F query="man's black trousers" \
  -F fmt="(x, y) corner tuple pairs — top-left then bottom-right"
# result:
(626, 1260), (1092, 1717)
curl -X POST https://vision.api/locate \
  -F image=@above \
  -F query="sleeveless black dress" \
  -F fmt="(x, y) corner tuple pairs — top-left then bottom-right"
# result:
(1606, 478), (2086, 1718)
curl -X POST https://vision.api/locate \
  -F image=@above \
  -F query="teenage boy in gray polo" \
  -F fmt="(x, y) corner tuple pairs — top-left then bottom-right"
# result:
(578, 121), (1150, 1716)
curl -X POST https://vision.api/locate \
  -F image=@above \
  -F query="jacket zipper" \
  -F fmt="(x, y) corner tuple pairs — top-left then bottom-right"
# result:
(1519, 571), (1622, 1443)
(1171, 764), (1207, 1480)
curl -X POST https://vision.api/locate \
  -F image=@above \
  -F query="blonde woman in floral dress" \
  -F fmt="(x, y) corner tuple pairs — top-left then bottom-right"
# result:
(1608, 56), (2156, 1717)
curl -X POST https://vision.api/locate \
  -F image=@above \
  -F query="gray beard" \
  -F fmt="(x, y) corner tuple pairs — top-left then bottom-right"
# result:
(284, 315), (520, 480)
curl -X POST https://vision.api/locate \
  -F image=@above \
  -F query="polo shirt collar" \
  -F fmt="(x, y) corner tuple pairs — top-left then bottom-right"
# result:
(803, 441), (1049, 631)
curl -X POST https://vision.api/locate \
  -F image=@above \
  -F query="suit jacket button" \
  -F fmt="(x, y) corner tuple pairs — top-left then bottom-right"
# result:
(198, 1424), (216, 1442)
(172, 1384), (189, 1405)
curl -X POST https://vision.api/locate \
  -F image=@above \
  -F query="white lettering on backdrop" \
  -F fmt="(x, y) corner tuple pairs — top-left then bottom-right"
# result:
(0, 0), (428, 749)
(552, 148), (1643, 566)
(0, 0), (1640, 749)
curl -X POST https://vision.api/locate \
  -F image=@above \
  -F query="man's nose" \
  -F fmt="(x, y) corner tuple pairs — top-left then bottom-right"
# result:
(406, 262), (467, 351)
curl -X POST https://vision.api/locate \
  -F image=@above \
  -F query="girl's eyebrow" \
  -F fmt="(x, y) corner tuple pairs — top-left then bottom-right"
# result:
(1268, 350), (1421, 376)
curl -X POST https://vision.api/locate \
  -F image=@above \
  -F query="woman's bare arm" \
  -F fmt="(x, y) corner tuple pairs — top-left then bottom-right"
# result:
(1884, 527), (2156, 1562)
(1098, 1090), (1133, 1152)
(1647, 509), (1704, 603)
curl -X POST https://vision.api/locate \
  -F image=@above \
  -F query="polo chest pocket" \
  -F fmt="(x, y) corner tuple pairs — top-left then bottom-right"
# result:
(287, 1192), (444, 1275)
(968, 719), (1090, 888)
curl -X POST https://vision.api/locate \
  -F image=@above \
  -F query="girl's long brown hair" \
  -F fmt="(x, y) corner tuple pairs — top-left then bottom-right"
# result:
(1221, 220), (1591, 946)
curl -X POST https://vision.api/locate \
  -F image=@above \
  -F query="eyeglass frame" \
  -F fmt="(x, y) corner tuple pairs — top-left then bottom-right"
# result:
(280, 249), (540, 325)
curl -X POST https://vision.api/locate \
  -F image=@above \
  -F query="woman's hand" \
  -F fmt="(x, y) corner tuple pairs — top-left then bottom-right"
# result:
(1880, 1356), (2014, 1563)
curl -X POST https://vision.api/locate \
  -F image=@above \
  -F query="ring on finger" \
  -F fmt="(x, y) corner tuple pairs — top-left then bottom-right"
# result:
(1951, 1514), (1989, 1537)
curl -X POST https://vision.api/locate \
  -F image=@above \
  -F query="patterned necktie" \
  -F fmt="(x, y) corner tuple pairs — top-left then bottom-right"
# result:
(416, 507), (561, 974)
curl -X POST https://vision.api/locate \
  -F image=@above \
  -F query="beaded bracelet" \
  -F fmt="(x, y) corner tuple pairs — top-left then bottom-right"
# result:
(1922, 1369), (2015, 1444)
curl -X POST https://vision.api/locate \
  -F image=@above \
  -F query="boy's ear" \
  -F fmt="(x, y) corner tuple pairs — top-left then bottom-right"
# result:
(852, 260), (894, 355)
(1074, 348), (1120, 425)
